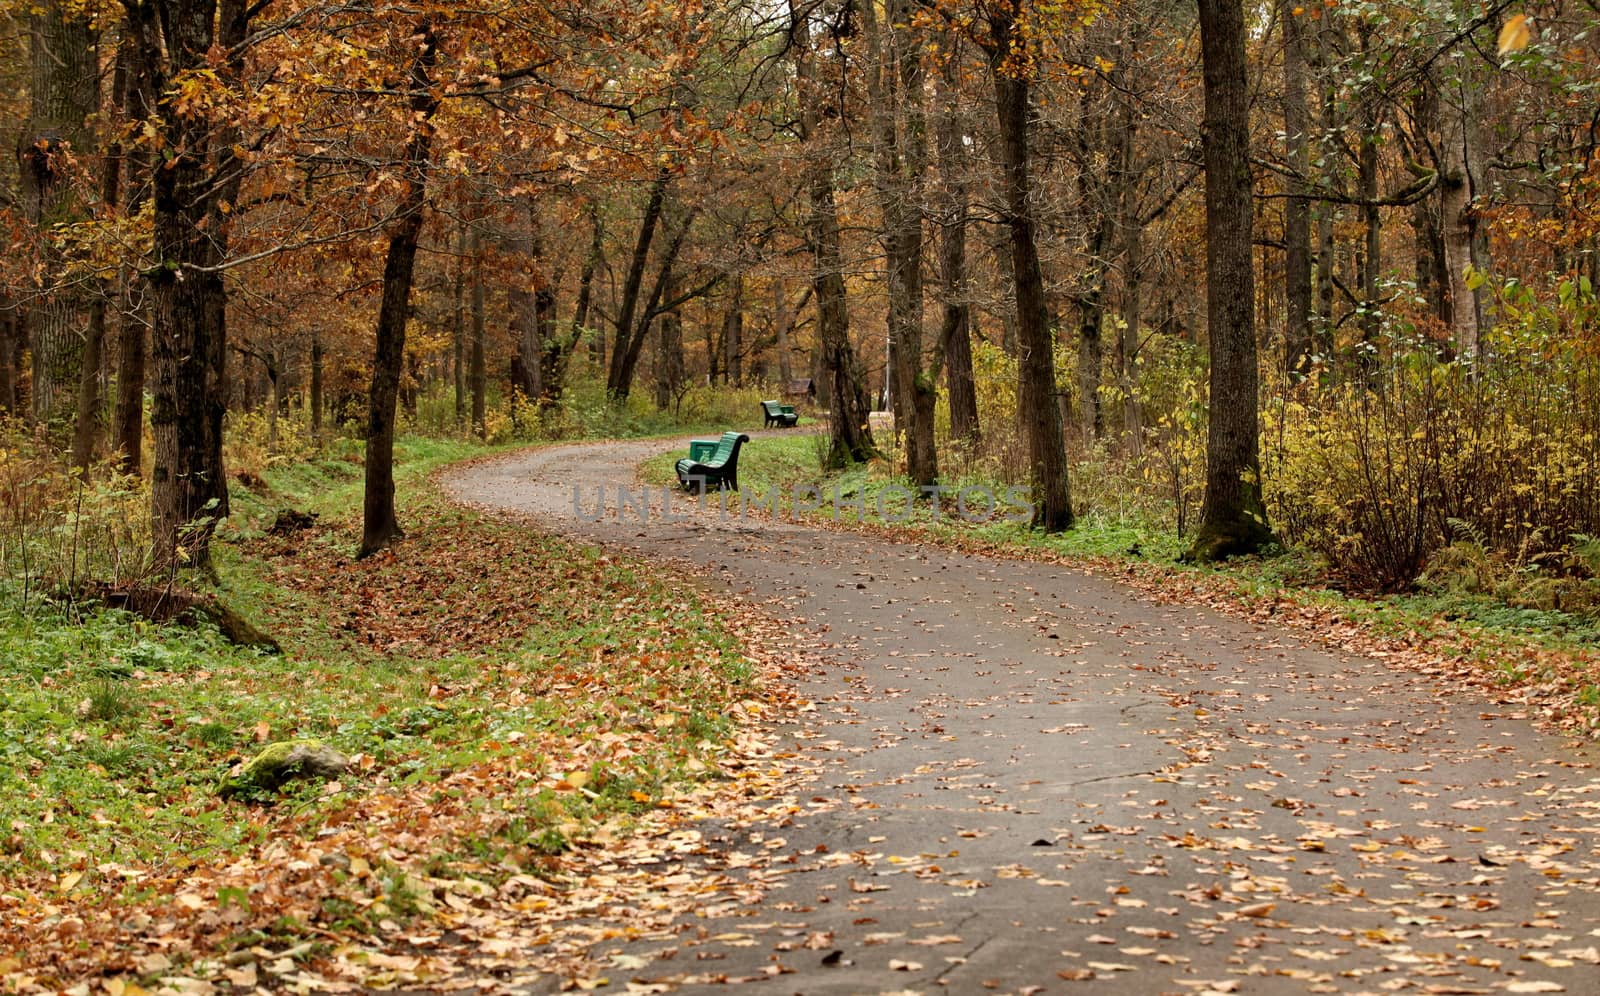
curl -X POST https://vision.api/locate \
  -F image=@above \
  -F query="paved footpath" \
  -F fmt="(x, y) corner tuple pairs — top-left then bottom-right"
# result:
(445, 435), (1600, 996)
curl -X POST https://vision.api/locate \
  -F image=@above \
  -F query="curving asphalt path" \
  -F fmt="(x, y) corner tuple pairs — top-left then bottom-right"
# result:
(444, 434), (1600, 996)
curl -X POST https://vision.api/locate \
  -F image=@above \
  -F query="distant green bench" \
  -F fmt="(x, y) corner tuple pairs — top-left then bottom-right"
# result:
(675, 431), (749, 491)
(762, 400), (799, 428)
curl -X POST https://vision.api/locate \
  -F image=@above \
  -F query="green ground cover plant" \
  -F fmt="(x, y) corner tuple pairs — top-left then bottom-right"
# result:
(1, 431), (785, 985)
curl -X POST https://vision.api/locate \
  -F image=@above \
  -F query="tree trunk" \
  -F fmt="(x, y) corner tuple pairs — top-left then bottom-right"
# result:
(266, 354), (281, 448)
(1117, 226), (1145, 450)
(360, 20), (438, 559)
(790, 0), (876, 468)
(612, 202), (697, 401)
(115, 14), (154, 476)
(1357, 94), (1381, 385)
(987, 7), (1071, 531)
(71, 40), (130, 474)
(0, 304), (18, 414)
(574, 200), (604, 365)
(1189, 0), (1274, 561)
(70, 299), (107, 472)
(1439, 58), (1490, 360)
(309, 333), (323, 435)
(605, 173), (670, 398)
(507, 210), (542, 402)
(139, 0), (248, 569)
(1410, 80), (1450, 327)
(1282, 0), (1314, 380)
(935, 48), (979, 446)
(1073, 64), (1135, 444)
(23, 3), (98, 424)
(1075, 211), (1112, 442)
(865, 0), (935, 485)
(774, 281), (806, 386)
(1312, 15), (1339, 365)
(469, 220), (487, 438)
(453, 215), (466, 425)
(652, 282), (685, 410)
(535, 281), (563, 405)
(722, 272), (744, 387)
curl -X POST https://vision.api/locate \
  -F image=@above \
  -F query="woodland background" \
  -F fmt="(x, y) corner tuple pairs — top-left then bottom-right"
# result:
(0, 0), (1597, 600)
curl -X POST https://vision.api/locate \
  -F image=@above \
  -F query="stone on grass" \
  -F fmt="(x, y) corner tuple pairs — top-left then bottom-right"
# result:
(220, 740), (349, 799)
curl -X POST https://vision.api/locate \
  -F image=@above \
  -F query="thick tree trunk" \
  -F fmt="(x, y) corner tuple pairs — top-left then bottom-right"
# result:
(1189, 0), (1274, 561)
(535, 282), (563, 405)
(1282, 0), (1314, 380)
(812, 180), (877, 468)
(1073, 65), (1135, 444)
(266, 355), (282, 447)
(24, 3), (98, 423)
(360, 20), (438, 559)
(1312, 15), (1339, 364)
(987, 8), (1071, 531)
(502, 199), (567, 406)
(140, 0), (248, 569)
(113, 307), (146, 474)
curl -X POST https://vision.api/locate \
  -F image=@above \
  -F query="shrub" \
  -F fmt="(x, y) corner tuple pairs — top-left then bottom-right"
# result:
(1265, 373), (1438, 592)
(0, 419), (152, 606)
(1265, 275), (1600, 594)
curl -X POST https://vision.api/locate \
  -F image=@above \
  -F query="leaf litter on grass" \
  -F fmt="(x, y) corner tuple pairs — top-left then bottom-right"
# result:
(0, 487), (829, 995)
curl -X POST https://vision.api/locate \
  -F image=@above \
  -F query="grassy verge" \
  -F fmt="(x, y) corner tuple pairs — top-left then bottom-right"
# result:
(2, 435), (786, 987)
(645, 433), (1600, 734)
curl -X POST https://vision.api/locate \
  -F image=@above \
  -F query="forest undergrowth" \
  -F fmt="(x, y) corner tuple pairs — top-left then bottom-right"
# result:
(0, 409), (807, 992)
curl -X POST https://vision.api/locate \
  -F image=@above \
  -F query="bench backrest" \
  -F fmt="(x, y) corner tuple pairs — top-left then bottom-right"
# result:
(761, 400), (782, 415)
(709, 431), (742, 465)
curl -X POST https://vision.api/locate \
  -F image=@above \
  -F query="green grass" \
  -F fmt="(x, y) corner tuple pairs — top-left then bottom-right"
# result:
(0, 433), (760, 895)
(644, 433), (1189, 559)
(645, 432), (1598, 726)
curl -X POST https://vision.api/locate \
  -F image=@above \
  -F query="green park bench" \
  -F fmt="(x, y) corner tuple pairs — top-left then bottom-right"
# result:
(762, 400), (799, 428)
(675, 431), (750, 491)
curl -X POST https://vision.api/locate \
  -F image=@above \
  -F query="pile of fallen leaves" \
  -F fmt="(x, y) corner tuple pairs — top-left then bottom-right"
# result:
(0, 486), (821, 994)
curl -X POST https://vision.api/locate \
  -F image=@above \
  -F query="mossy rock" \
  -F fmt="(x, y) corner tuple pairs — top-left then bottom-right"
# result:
(220, 740), (349, 799)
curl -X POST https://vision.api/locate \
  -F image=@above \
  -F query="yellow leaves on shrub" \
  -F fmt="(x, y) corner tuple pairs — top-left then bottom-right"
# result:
(1498, 15), (1534, 56)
